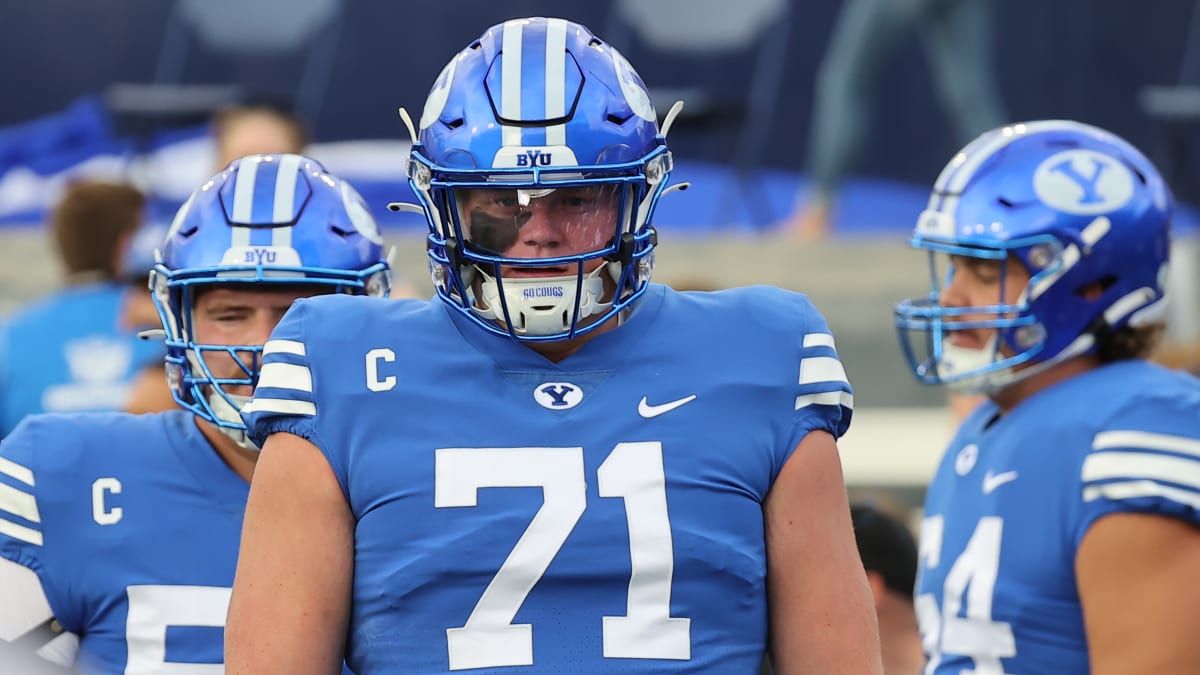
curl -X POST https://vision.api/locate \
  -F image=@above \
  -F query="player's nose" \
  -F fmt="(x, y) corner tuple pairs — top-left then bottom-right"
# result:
(511, 207), (564, 255)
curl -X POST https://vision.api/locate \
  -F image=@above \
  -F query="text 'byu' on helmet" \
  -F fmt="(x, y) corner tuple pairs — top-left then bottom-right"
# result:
(403, 16), (683, 342)
(151, 153), (392, 447)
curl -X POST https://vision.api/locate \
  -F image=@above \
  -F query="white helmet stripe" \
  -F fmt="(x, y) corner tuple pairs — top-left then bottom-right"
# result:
(271, 154), (302, 247)
(501, 20), (524, 147)
(544, 18), (568, 147)
(1027, 215), (1111, 300)
(230, 157), (259, 247)
(231, 157), (259, 222)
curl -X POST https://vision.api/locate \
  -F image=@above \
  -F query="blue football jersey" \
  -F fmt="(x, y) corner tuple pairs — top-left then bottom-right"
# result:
(243, 283), (854, 674)
(0, 411), (248, 673)
(917, 360), (1200, 674)
(0, 284), (164, 437)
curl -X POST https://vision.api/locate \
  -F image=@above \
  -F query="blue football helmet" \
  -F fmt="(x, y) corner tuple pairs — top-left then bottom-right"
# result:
(404, 17), (680, 342)
(151, 153), (391, 447)
(894, 120), (1172, 393)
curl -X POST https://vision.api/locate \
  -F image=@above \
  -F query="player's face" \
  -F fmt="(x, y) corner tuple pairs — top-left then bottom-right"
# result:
(939, 254), (1030, 351)
(459, 185), (620, 277)
(190, 286), (317, 395)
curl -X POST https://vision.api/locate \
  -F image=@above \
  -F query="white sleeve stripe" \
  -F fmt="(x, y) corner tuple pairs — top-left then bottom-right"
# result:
(0, 483), (39, 523)
(799, 356), (848, 385)
(263, 339), (306, 357)
(240, 398), (316, 416)
(1093, 430), (1200, 458)
(802, 333), (836, 349)
(1083, 479), (1200, 510)
(0, 518), (42, 546)
(0, 456), (34, 486)
(796, 391), (854, 411)
(258, 362), (313, 393)
(1083, 451), (1200, 490)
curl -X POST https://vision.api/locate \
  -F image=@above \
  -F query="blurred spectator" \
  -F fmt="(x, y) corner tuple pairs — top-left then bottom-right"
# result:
(117, 210), (175, 330)
(211, 99), (309, 169)
(785, 0), (1006, 240)
(116, 217), (175, 415)
(0, 181), (162, 436)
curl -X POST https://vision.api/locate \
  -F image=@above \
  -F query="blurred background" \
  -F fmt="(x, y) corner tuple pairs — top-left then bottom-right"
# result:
(2, 0), (1199, 517)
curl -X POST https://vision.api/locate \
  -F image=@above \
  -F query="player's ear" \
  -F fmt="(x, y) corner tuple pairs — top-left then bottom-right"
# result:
(864, 570), (888, 610)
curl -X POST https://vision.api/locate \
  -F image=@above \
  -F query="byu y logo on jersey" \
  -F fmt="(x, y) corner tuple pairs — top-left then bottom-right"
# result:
(533, 382), (583, 409)
(1033, 149), (1135, 215)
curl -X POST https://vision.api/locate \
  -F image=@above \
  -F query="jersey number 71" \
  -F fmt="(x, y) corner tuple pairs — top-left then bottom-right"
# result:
(435, 442), (691, 671)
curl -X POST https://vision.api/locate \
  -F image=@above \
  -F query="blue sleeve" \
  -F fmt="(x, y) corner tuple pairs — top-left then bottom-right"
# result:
(785, 294), (853, 453)
(0, 416), (76, 627)
(1073, 393), (1200, 550)
(240, 300), (347, 492)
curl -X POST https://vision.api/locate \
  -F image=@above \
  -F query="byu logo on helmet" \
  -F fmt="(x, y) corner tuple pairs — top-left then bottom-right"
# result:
(515, 150), (553, 167)
(1033, 149), (1135, 215)
(534, 382), (583, 409)
(612, 49), (656, 122)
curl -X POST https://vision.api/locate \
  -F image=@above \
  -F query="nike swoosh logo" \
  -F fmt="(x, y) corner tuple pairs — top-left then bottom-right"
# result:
(982, 469), (1019, 494)
(638, 394), (697, 419)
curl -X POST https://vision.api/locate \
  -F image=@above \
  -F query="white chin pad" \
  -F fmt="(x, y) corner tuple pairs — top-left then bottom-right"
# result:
(476, 267), (612, 337)
(938, 336), (1011, 394)
(206, 390), (259, 451)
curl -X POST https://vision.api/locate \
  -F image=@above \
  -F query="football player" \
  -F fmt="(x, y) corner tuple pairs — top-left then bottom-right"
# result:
(0, 153), (391, 672)
(894, 120), (1200, 673)
(227, 17), (881, 675)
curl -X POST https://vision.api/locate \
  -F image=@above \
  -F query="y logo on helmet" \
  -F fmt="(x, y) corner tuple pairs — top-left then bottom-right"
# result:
(534, 382), (583, 410)
(1033, 149), (1135, 215)
(419, 55), (460, 130)
(611, 48), (656, 122)
(341, 182), (385, 245)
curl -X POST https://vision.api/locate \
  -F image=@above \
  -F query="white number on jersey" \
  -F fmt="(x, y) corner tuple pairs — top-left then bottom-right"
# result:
(917, 515), (1016, 675)
(435, 442), (691, 671)
(125, 585), (231, 674)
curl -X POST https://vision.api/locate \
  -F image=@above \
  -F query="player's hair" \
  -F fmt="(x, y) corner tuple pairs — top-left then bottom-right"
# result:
(50, 180), (144, 279)
(1097, 323), (1165, 363)
(851, 504), (917, 598)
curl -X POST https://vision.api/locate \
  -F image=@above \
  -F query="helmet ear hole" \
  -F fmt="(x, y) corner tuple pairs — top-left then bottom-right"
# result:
(1073, 276), (1116, 300)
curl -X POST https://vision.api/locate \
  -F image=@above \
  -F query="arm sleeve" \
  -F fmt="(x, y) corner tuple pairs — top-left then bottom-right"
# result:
(786, 296), (854, 453)
(0, 419), (48, 578)
(1073, 394), (1200, 550)
(0, 427), (79, 669)
(240, 300), (345, 491)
